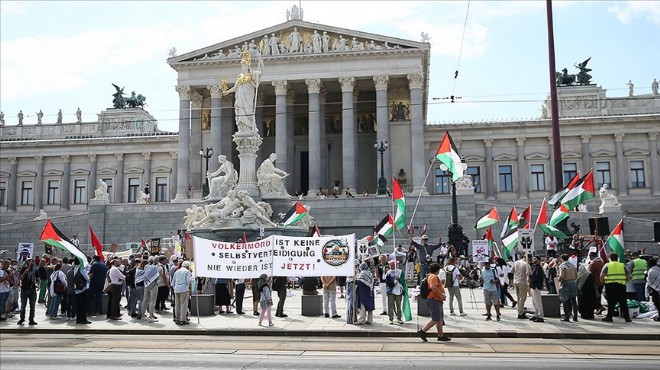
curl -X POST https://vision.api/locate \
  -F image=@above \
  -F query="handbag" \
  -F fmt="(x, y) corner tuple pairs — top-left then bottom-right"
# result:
(54, 274), (66, 295)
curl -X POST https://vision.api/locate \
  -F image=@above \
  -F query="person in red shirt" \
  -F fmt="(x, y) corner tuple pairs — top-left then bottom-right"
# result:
(417, 263), (451, 342)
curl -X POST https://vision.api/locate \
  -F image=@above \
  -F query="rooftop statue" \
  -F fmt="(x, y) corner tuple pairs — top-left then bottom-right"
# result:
(112, 83), (147, 109)
(574, 57), (592, 85)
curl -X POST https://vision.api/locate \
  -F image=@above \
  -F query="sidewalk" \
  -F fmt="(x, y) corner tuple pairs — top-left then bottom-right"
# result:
(1, 287), (658, 340)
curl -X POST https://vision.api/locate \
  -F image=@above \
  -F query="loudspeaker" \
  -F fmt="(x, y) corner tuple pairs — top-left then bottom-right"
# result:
(588, 217), (610, 237)
(654, 221), (660, 243)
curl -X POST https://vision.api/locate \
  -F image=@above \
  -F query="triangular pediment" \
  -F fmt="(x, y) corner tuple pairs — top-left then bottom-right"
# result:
(70, 169), (90, 176)
(0, 171), (9, 179)
(169, 19), (428, 66)
(561, 151), (582, 159)
(123, 167), (144, 175)
(493, 153), (517, 161)
(43, 169), (64, 176)
(592, 149), (615, 158)
(97, 168), (118, 175)
(464, 154), (485, 162)
(624, 149), (649, 156)
(17, 170), (37, 177)
(152, 166), (172, 173)
(525, 152), (549, 160)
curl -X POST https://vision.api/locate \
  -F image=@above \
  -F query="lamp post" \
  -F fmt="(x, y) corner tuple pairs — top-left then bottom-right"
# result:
(199, 147), (213, 197)
(440, 158), (468, 253)
(374, 140), (389, 195)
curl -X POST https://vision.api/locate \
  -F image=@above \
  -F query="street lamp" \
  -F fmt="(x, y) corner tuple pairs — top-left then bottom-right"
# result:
(374, 140), (389, 195)
(199, 147), (213, 197)
(440, 157), (468, 253)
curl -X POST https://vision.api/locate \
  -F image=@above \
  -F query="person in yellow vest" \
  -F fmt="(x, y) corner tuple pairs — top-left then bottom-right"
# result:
(600, 252), (632, 322)
(628, 251), (648, 302)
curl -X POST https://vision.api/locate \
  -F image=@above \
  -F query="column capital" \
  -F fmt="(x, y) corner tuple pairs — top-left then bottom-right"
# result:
(88, 154), (97, 162)
(339, 76), (355, 92)
(142, 152), (152, 161)
(191, 92), (204, 109)
(35, 155), (44, 163)
(580, 134), (591, 143)
(484, 139), (493, 147)
(208, 85), (223, 99)
(61, 155), (70, 163)
(305, 78), (322, 94)
(373, 75), (389, 91)
(407, 73), (424, 89)
(257, 92), (266, 105)
(114, 153), (124, 161)
(286, 90), (296, 105)
(319, 88), (327, 104)
(516, 137), (526, 146)
(649, 132), (659, 141)
(175, 85), (193, 100)
(170, 151), (178, 160)
(8, 157), (17, 165)
(614, 133), (625, 142)
(272, 80), (288, 95)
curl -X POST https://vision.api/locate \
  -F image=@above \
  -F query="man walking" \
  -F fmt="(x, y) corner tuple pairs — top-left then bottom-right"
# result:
(445, 258), (466, 316)
(511, 254), (531, 319)
(321, 275), (340, 318)
(528, 256), (545, 323)
(600, 252), (632, 322)
(17, 258), (38, 325)
(417, 263), (451, 342)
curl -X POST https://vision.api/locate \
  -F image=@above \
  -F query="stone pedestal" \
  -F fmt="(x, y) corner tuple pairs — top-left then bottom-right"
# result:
(89, 198), (110, 206)
(541, 294), (561, 318)
(97, 108), (158, 135)
(233, 133), (262, 198)
(301, 294), (323, 316)
(599, 204), (622, 215)
(190, 293), (215, 316)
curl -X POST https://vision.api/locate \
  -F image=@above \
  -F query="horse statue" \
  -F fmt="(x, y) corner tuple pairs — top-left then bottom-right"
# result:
(125, 92), (147, 108)
(111, 84), (147, 109)
(556, 68), (576, 86)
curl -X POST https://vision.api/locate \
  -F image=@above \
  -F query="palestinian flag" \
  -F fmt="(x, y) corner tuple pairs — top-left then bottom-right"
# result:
(307, 224), (322, 238)
(549, 203), (570, 227)
(500, 207), (519, 239)
(435, 131), (464, 182)
(518, 205), (532, 229)
(375, 213), (394, 237)
(549, 172), (580, 208)
(501, 230), (519, 262)
(561, 170), (595, 210)
(484, 226), (494, 248)
(89, 226), (105, 262)
(535, 198), (568, 239)
(392, 177), (406, 231)
(40, 220), (87, 267)
(281, 201), (308, 226)
(474, 207), (499, 230)
(401, 276), (413, 321)
(370, 234), (387, 247)
(606, 219), (625, 262)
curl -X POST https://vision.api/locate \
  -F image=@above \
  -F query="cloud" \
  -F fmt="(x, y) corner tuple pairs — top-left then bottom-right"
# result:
(0, 1), (28, 18)
(608, 1), (660, 25)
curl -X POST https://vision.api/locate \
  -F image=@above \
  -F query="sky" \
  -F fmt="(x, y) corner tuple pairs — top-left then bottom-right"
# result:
(1, 0), (659, 132)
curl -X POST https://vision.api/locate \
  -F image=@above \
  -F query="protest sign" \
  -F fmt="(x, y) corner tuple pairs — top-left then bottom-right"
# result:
(472, 239), (490, 263)
(272, 234), (355, 277)
(193, 236), (274, 278)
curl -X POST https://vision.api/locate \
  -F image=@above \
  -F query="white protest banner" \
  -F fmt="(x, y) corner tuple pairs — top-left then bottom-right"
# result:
(518, 229), (534, 252)
(16, 242), (34, 262)
(472, 239), (490, 263)
(273, 234), (355, 277)
(193, 235), (274, 278)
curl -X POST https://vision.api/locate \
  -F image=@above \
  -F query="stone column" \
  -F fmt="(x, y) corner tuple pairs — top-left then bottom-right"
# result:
(408, 73), (427, 195)
(306, 78), (322, 192)
(169, 152), (178, 201)
(319, 89), (328, 188)
(7, 157), (17, 211)
(256, 92), (265, 164)
(143, 152), (152, 202)
(115, 153), (124, 203)
(208, 85), (223, 173)
(221, 98), (234, 163)
(88, 154), (97, 203)
(516, 137), (527, 198)
(272, 80), (288, 179)
(614, 133), (626, 196)
(61, 155), (71, 210)
(35, 156), (44, 209)
(174, 85), (192, 202)
(339, 76), (357, 190)
(286, 90), (296, 192)
(190, 92), (203, 190)
(581, 134), (591, 174)
(484, 139), (494, 199)
(374, 75), (390, 186)
(649, 132), (660, 195)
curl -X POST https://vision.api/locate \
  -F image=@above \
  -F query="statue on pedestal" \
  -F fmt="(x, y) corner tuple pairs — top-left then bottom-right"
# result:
(136, 191), (149, 204)
(599, 184), (620, 208)
(257, 153), (290, 198)
(76, 108), (82, 123)
(93, 179), (109, 201)
(56, 109), (62, 124)
(206, 155), (238, 199)
(238, 191), (277, 227)
(222, 51), (262, 134)
(34, 209), (48, 221)
(36, 110), (43, 124)
(652, 78), (659, 96)
(183, 204), (204, 230)
(574, 57), (592, 85)
(18, 110), (24, 126)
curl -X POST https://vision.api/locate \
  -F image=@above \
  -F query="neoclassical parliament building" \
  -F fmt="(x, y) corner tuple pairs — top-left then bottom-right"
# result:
(2, 14), (659, 250)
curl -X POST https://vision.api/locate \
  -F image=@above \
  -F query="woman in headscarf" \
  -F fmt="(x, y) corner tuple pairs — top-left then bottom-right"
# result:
(355, 262), (375, 325)
(576, 263), (598, 320)
(257, 274), (273, 327)
(557, 254), (578, 322)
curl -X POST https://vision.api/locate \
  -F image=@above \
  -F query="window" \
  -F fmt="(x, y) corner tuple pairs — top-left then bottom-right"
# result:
(47, 180), (60, 205)
(530, 164), (546, 191)
(498, 165), (513, 192)
(629, 161), (645, 188)
(21, 180), (34, 205)
(434, 168), (450, 194)
(563, 163), (577, 185)
(595, 162), (611, 188)
(155, 177), (168, 202)
(0, 181), (6, 206)
(102, 178), (114, 203)
(73, 179), (87, 204)
(128, 178), (140, 203)
(467, 166), (481, 192)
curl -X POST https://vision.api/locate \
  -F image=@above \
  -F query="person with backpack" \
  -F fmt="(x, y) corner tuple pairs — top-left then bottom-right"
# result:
(417, 263), (450, 342)
(47, 263), (67, 320)
(386, 260), (404, 325)
(445, 258), (466, 316)
(72, 257), (91, 324)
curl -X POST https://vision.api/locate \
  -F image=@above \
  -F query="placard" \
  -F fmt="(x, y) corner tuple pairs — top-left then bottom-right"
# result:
(193, 236), (274, 278)
(357, 239), (369, 256)
(519, 229), (534, 251)
(16, 243), (34, 261)
(126, 242), (140, 252)
(150, 238), (161, 255)
(472, 239), (490, 263)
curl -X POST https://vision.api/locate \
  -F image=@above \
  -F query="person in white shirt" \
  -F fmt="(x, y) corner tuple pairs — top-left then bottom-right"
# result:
(47, 263), (67, 319)
(545, 235), (559, 258)
(445, 258), (467, 316)
(385, 261), (404, 324)
(172, 261), (193, 325)
(108, 259), (125, 320)
(510, 255), (531, 319)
